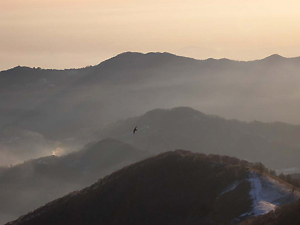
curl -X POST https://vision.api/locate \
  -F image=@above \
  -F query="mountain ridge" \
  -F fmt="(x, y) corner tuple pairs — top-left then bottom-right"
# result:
(6, 150), (300, 225)
(0, 138), (150, 224)
(97, 106), (300, 170)
(2, 50), (300, 165)
(2, 52), (299, 72)
(5, 150), (251, 225)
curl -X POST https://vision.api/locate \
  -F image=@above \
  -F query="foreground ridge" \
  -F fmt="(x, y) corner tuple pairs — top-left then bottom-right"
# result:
(6, 150), (300, 225)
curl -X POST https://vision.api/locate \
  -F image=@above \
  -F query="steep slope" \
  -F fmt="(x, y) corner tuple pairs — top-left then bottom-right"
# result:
(0, 138), (149, 224)
(98, 107), (300, 171)
(6, 151), (300, 225)
(6, 150), (252, 225)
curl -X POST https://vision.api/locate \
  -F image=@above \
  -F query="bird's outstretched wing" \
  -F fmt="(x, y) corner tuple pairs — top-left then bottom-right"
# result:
(133, 126), (137, 134)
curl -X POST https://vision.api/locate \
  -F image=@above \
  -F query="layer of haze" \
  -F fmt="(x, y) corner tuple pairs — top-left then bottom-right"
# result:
(1, 0), (300, 70)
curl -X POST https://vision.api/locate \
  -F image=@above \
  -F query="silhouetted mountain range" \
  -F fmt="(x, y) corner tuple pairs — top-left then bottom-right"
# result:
(2, 52), (300, 165)
(0, 138), (149, 224)
(2, 52), (300, 224)
(98, 107), (300, 171)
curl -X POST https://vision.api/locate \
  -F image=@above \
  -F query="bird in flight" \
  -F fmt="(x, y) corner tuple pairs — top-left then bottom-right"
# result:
(133, 126), (137, 134)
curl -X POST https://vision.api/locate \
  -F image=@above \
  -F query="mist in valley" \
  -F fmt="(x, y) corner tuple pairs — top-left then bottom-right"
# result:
(3, 0), (300, 224)
(2, 52), (300, 224)
(2, 53), (300, 163)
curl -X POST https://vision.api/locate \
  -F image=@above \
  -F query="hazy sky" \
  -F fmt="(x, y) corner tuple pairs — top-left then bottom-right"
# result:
(1, 0), (300, 70)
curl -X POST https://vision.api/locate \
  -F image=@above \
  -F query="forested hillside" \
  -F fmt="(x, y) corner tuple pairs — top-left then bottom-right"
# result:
(0, 138), (149, 224)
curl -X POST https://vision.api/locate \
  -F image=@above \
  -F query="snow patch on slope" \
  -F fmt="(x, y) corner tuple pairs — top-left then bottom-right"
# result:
(247, 171), (299, 216)
(248, 173), (277, 216)
(234, 171), (300, 223)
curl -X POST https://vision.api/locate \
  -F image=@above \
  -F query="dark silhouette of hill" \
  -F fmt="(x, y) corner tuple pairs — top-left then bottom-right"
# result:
(6, 150), (300, 225)
(2, 52), (300, 165)
(98, 107), (300, 171)
(0, 138), (149, 224)
(6, 150), (253, 225)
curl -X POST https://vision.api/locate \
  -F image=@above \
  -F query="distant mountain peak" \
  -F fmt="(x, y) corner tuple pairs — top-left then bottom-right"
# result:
(142, 107), (205, 121)
(106, 51), (195, 62)
(2, 65), (33, 73)
(115, 51), (178, 57)
(262, 54), (286, 62)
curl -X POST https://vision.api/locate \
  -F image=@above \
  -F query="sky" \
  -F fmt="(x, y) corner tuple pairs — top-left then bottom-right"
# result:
(1, 0), (300, 70)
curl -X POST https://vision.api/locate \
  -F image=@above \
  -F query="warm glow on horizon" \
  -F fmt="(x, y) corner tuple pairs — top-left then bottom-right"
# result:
(52, 147), (65, 156)
(1, 0), (300, 70)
